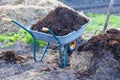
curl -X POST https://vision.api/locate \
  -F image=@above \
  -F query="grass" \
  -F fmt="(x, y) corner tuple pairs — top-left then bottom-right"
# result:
(86, 13), (120, 33)
(19, 29), (46, 47)
(0, 13), (120, 48)
(0, 29), (46, 48)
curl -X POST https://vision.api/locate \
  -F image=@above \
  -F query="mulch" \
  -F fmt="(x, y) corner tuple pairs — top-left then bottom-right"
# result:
(31, 6), (89, 36)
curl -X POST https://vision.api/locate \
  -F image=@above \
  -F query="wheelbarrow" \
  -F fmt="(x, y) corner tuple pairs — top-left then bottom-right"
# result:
(2, 18), (88, 68)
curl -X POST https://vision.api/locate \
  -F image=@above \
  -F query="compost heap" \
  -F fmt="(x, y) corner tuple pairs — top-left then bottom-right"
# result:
(78, 28), (120, 61)
(31, 6), (89, 36)
(70, 28), (120, 79)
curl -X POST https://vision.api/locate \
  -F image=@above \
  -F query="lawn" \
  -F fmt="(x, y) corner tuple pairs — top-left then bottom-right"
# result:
(86, 13), (120, 33)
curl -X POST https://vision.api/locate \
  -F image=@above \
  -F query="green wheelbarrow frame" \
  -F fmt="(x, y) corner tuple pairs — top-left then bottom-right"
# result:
(2, 18), (88, 68)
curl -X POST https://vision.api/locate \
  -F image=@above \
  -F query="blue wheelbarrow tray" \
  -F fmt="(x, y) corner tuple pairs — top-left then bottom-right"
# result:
(29, 24), (88, 44)
(10, 20), (88, 68)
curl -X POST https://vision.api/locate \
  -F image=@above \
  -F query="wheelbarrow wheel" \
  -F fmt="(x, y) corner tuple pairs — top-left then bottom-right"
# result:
(68, 39), (77, 52)
(67, 37), (84, 53)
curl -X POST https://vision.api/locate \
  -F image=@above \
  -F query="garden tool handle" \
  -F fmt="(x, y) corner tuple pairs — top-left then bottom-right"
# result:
(2, 18), (12, 22)
(42, 27), (49, 32)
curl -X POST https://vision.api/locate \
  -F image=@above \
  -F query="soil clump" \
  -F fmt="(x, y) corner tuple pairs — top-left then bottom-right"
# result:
(0, 50), (28, 63)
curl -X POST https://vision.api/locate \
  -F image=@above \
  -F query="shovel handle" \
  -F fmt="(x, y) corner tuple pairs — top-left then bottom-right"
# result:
(2, 18), (12, 22)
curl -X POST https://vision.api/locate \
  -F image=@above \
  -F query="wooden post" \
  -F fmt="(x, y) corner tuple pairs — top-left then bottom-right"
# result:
(103, 0), (114, 33)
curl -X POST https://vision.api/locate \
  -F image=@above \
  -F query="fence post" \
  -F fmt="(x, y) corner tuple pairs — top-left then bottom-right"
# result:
(103, 0), (114, 33)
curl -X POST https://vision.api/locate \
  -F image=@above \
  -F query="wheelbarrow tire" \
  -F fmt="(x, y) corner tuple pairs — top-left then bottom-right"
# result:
(67, 36), (84, 53)
(68, 39), (78, 53)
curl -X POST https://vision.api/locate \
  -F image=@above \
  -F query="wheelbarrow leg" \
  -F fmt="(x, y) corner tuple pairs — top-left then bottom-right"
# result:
(64, 44), (69, 67)
(46, 28), (64, 67)
(40, 42), (50, 61)
(33, 38), (49, 62)
(58, 44), (63, 68)
(33, 38), (37, 62)
(8, 20), (38, 62)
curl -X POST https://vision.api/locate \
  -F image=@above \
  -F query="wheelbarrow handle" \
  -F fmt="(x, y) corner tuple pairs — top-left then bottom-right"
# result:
(2, 18), (12, 22)
(42, 27), (49, 32)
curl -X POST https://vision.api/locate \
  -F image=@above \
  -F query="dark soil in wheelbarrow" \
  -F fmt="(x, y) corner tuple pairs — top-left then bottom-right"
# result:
(31, 6), (89, 36)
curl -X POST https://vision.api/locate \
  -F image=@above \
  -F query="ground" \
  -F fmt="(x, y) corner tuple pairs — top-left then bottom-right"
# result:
(0, 41), (79, 80)
(0, 30), (120, 80)
(0, 0), (120, 80)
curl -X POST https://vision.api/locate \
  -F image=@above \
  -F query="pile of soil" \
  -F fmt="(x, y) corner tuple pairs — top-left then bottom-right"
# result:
(78, 28), (120, 60)
(69, 28), (120, 79)
(0, 50), (28, 63)
(31, 6), (89, 36)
